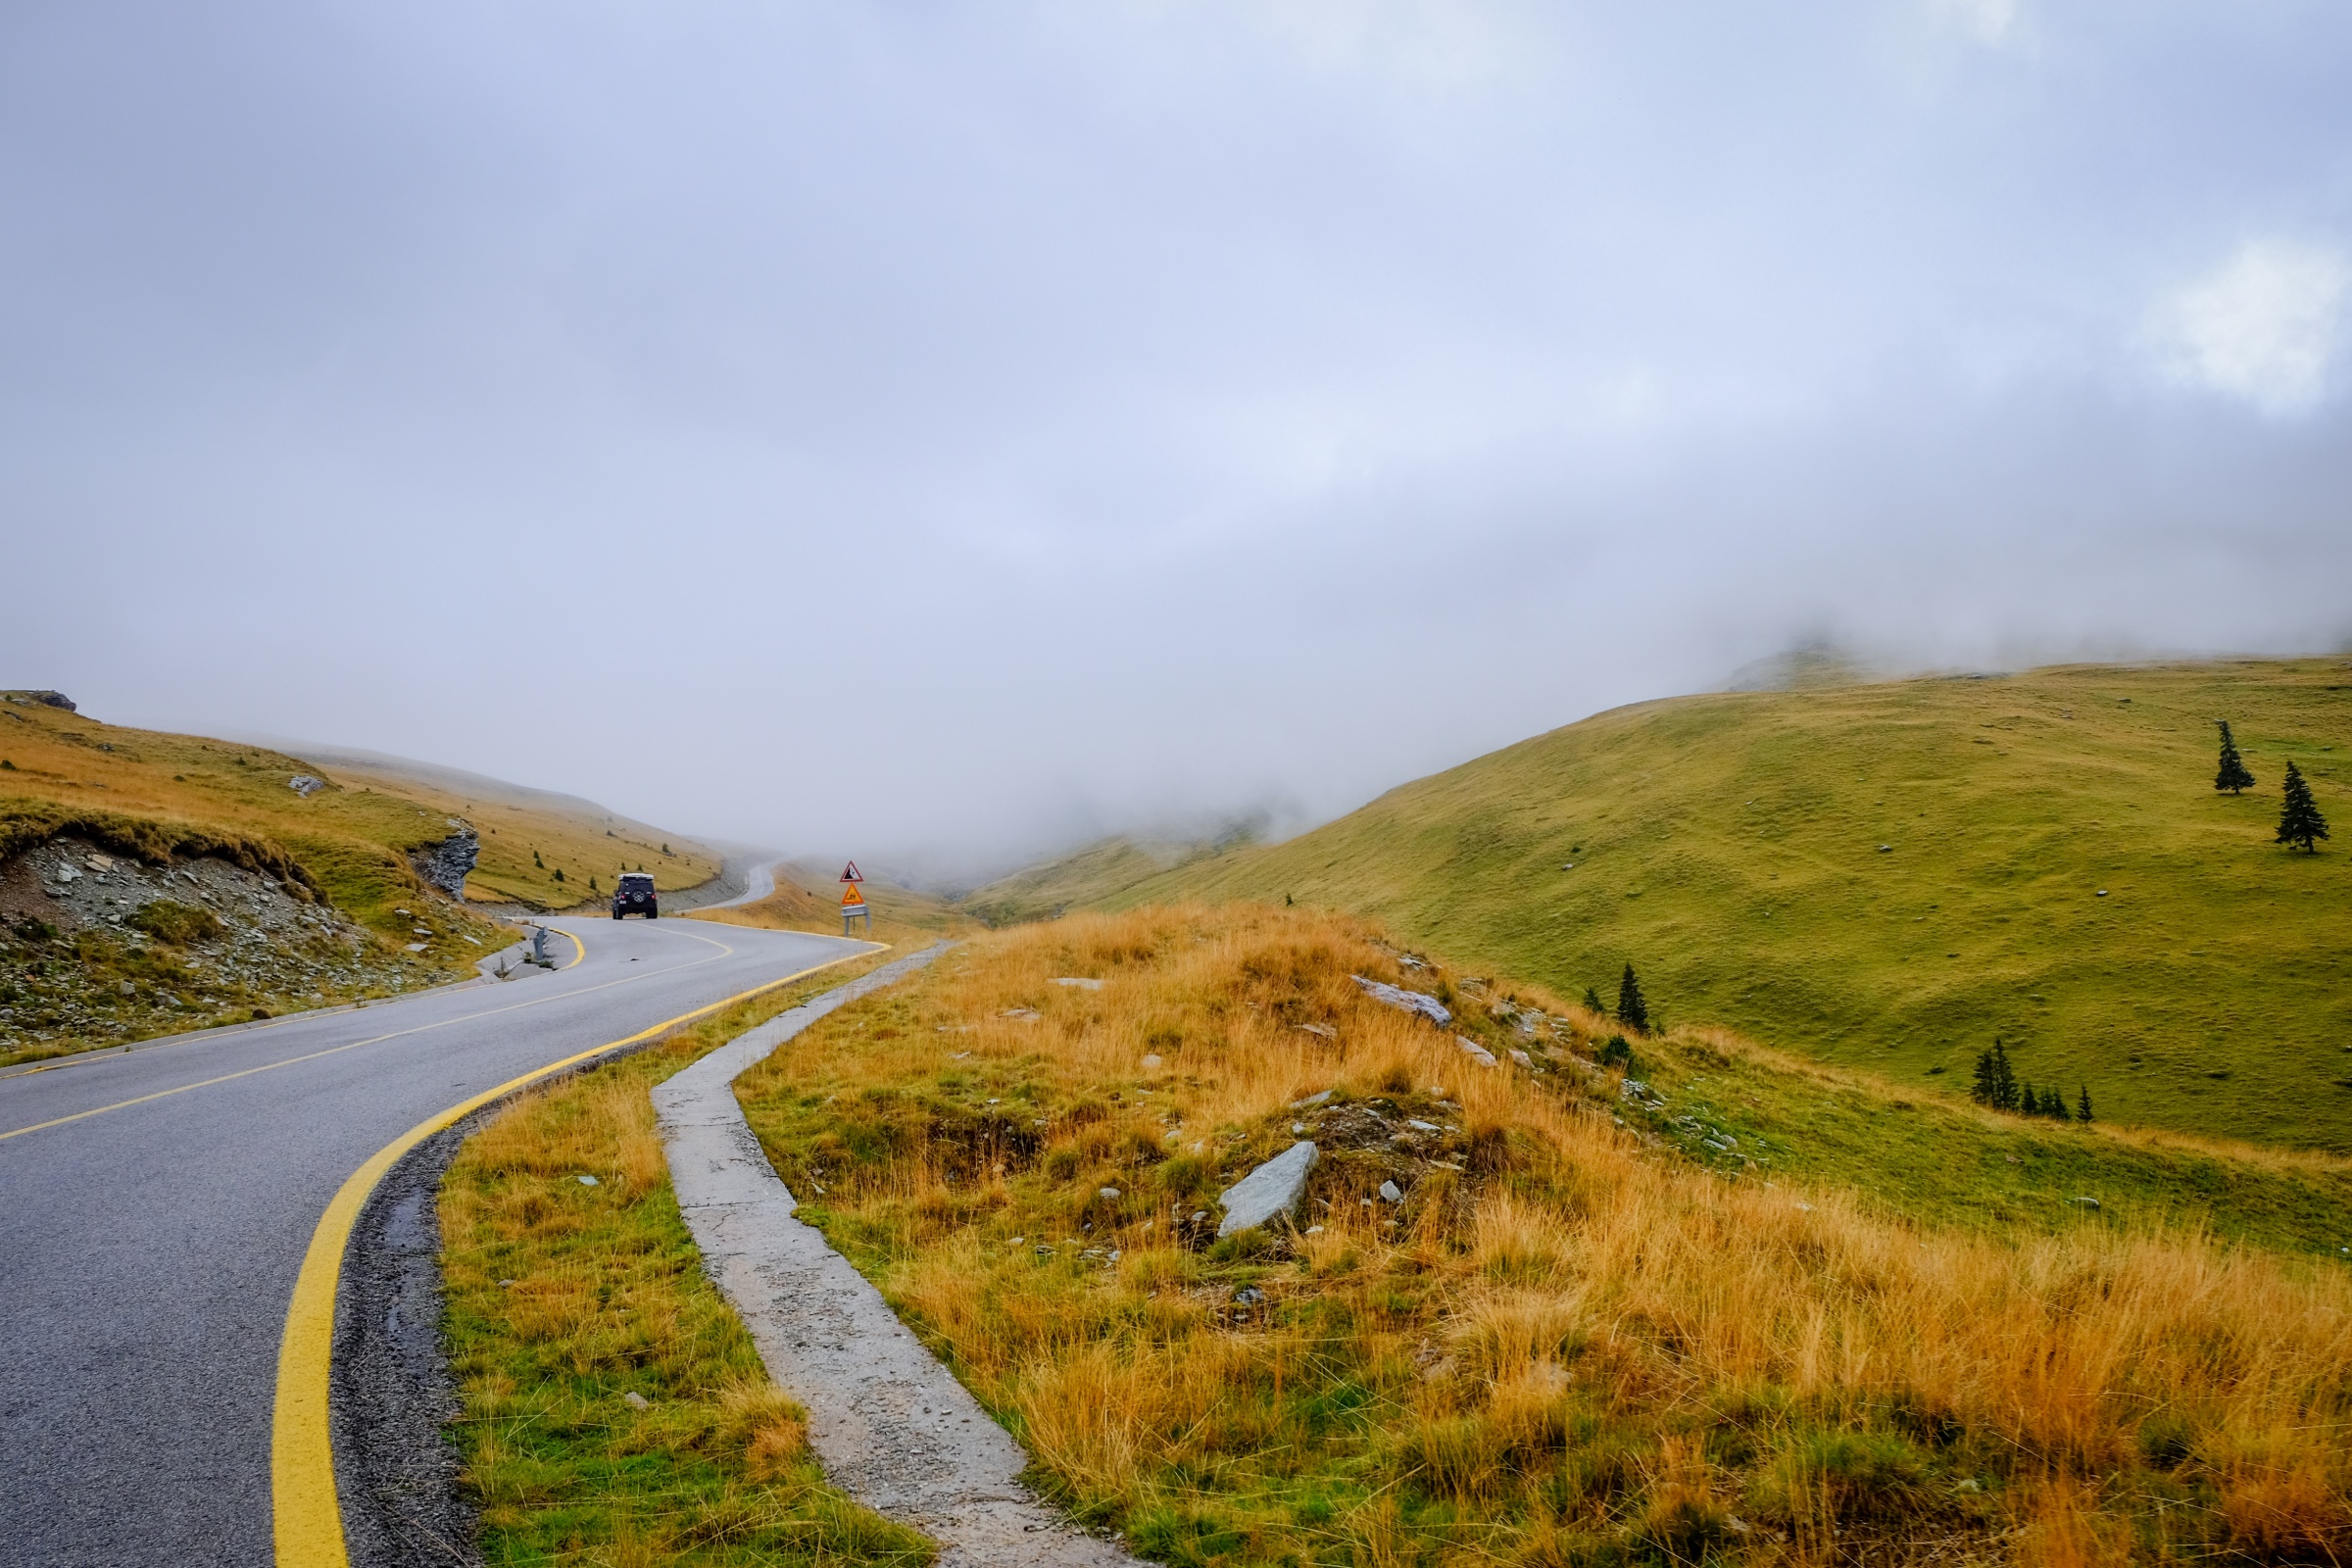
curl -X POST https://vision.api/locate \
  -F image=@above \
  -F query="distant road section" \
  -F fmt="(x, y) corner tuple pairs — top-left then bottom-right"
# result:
(0, 915), (867, 1568)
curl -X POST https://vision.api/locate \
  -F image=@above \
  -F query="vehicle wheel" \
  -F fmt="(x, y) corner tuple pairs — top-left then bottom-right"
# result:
(648, 908), (659, 919)
(612, 911), (622, 920)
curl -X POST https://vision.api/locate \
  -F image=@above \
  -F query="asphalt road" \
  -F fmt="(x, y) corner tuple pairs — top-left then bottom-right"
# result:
(0, 913), (869, 1567)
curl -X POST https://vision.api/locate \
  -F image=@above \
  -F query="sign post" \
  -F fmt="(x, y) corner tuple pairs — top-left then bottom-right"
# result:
(839, 862), (869, 935)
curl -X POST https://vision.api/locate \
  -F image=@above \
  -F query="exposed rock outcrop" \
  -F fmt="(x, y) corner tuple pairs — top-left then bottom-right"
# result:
(409, 826), (479, 899)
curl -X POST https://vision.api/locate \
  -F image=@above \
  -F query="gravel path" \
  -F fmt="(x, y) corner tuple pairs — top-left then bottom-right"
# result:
(653, 945), (1141, 1568)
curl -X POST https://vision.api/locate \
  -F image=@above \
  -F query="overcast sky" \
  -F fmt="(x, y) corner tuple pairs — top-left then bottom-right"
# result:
(5, 1), (2349, 875)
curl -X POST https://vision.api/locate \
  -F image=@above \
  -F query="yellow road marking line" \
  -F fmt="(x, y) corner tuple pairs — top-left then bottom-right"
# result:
(2, 925), (721, 1144)
(272, 941), (883, 1568)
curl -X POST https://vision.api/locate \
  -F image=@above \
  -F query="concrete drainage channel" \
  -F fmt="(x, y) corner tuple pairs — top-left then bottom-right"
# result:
(654, 944), (1139, 1568)
(334, 941), (1139, 1568)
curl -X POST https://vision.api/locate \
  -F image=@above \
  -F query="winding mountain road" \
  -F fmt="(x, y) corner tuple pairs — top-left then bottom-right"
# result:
(0, 911), (870, 1567)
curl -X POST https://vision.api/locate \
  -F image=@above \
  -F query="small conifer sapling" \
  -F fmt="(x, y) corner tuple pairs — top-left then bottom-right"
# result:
(2276, 760), (2330, 854)
(1582, 985), (1605, 1014)
(2076, 1086), (2093, 1124)
(2214, 721), (2255, 795)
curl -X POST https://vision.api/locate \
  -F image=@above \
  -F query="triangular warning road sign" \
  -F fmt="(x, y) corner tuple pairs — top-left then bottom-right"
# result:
(840, 861), (863, 883)
(841, 884), (866, 906)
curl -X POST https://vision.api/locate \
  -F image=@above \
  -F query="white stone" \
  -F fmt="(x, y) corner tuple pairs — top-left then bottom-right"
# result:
(1216, 1141), (1319, 1238)
(1053, 976), (1104, 991)
(1456, 1035), (1498, 1067)
(1378, 1180), (1403, 1202)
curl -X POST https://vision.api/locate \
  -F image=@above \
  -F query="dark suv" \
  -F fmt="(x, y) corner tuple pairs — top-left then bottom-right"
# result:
(612, 872), (659, 920)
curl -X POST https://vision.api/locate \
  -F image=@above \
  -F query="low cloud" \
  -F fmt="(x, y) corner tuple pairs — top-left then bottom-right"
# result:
(1932, 0), (2024, 48)
(2159, 240), (2349, 417)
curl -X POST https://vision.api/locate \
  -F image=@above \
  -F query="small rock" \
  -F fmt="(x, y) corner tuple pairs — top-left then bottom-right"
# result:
(2068, 1196), (2101, 1208)
(1098, 1187), (1121, 1200)
(1216, 1141), (1319, 1238)
(1234, 1286), (1265, 1306)
(1290, 1090), (1333, 1108)
(1456, 1035), (1498, 1068)
(1001, 1007), (1042, 1021)
(1053, 976), (1104, 990)
(1296, 1022), (1337, 1040)
(621, 1391), (650, 1410)
(1878, 844), (1891, 854)
(1378, 1180), (1403, 1203)
(1141, 1054), (1164, 1069)
(1406, 1118), (1439, 1132)
(2095, 889), (2108, 897)
(404, 943), (426, 953)
(1508, 1049), (1533, 1067)
(1292, 1122), (1306, 1134)
(577, 1175), (600, 1187)
(1009, 1236), (1025, 1245)
(86, 853), (114, 871)
(287, 775), (325, 797)
(1955, 1478), (1982, 1494)
(1305, 1224), (1324, 1234)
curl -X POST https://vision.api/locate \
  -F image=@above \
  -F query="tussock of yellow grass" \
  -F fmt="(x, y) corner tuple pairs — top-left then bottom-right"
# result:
(736, 904), (2352, 1566)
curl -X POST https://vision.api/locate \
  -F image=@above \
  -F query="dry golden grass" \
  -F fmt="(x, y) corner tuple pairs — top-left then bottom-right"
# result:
(735, 904), (2352, 1567)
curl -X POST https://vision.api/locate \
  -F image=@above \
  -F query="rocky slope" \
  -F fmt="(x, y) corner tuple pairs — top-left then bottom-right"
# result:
(0, 834), (493, 1066)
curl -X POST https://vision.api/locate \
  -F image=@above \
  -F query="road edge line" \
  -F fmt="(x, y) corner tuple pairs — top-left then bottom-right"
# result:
(270, 941), (884, 1568)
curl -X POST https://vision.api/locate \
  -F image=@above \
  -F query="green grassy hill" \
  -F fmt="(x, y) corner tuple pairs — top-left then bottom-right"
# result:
(1107, 659), (2352, 1152)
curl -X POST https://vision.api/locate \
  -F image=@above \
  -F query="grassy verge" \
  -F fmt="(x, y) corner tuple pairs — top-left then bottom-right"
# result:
(733, 905), (2352, 1567)
(440, 950), (934, 1567)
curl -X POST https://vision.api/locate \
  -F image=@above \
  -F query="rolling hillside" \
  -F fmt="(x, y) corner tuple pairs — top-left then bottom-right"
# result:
(1104, 660), (2352, 1152)
(289, 742), (722, 910)
(0, 692), (720, 1060)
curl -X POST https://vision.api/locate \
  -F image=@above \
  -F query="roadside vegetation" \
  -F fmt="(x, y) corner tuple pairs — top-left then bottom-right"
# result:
(440, 951), (931, 1568)
(1087, 660), (2352, 1152)
(728, 905), (2352, 1567)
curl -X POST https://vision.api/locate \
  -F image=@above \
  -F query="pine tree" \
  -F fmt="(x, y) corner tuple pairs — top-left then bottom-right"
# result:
(1971, 1039), (2020, 1111)
(2077, 1086), (2093, 1124)
(2018, 1079), (2036, 1117)
(2276, 760), (2330, 854)
(1972, 1042), (2001, 1107)
(1615, 963), (1650, 1034)
(2214, 721), (2255, 795)
(553, 868), (564, 883)
(1582, 986), (1605, 1014)
(532, 849), (544, 868)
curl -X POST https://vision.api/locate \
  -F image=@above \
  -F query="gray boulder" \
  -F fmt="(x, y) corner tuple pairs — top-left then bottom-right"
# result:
(1217, 1141), (1319, 1238)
